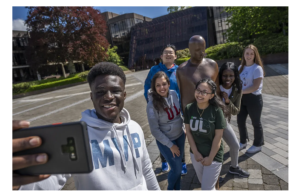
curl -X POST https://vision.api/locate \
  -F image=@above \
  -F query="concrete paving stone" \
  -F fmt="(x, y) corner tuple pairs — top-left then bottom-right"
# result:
(247, 164), (261, 170)
(277, 121), (288, 125)
(180, 182), (191, 190)
(232, 187), (246, 190)
(274, 128), (288, 134)
(272, 148), (288, 158)
(264, 132), (279, 139)
(246, 158), (257, 165)
(245, 151), (286, 172)
(271, 131), (288, 140)
(248, 179), (263, 184)
(219, 186), (233, 190)
(262, 174), (280, 185)
(263, 136), (280, 145)
(261, 166), (274, 175)
(190, 183), (201, 190)
(267, 114), (279, 119)
(248, 184), (264, 190)
(273, 142), (288, 151)
(264, 142), (277, 150)
(264, 184), (281, 190)
(248, 169), (262, 179)
(233, 177), (248, 183)
(273, 167), (288, 183)
(264, 127), (278, 134)
(261, 146), (277, 156)
(233, 181), (248, 189)
(280, 180), (288, 190)
(192, 175), (200, 184)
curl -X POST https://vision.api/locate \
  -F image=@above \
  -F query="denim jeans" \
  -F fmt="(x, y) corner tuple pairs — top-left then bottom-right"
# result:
(237, 93), (264, 146)
(156, 132), (185, 190)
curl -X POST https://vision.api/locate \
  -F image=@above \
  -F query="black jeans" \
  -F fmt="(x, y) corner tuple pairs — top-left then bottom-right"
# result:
(237, 93), (264, 146)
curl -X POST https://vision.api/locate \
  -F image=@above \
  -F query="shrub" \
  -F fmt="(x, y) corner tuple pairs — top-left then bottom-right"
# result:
(76, 71), (90, 81)
(25, 76), (85, 93)
(119, 65), (129, 71)
(176, 57), (190, 65)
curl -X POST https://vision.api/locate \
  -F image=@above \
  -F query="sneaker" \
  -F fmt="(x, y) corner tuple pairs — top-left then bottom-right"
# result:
(229, 166), (250, 177)
(246, 145), (262, 154)
(181, 163), (187, 176)
(161, 162), (169, 172)
(239, 143), (247, 151)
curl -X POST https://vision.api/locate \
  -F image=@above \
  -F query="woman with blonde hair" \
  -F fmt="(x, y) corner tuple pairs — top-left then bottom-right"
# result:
(238, 44), (265, 154)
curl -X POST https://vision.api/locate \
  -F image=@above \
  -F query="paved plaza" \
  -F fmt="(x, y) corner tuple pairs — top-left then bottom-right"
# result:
(13, 63), (288, 190)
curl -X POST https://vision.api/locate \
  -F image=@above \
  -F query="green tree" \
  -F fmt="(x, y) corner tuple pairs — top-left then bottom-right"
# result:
(167, 6), (191, 13)
(225, 7), (288, 42)
(105, 45), (124, 66)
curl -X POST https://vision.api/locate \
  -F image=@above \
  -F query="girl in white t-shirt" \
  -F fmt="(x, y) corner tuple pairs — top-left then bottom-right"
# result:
(238, 44), (265, 154)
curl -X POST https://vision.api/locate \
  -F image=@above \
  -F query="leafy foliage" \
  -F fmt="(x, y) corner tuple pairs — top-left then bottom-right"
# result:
(119, 66), (129, 71)
(175, 57), (190, 65)
(175, 34), (288, 63)
(105, 45), (124, 66)
(176, 48), (191, 59)
(25, 7), (109, 73)
(225, 7), (288, 42)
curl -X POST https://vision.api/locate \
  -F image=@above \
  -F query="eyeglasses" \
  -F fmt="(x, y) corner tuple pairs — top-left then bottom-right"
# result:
(195, 89), (212, 96)
(163, 52), (175, 55)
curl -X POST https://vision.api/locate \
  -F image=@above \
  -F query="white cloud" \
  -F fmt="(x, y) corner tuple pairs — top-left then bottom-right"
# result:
(13, 19), (28, 31)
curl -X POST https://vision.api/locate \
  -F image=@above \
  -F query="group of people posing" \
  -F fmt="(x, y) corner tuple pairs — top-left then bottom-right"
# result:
(13, 35), (264, 191)
(144, 35), (265, 190)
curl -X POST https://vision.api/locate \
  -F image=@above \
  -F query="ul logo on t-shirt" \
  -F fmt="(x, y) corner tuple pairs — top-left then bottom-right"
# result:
(240, 70), (249, 87)
(190, 118), (207, 133)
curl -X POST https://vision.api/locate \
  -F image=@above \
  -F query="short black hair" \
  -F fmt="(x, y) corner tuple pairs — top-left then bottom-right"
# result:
(87, 62), (126, 86)
(161, 44), (177, 55)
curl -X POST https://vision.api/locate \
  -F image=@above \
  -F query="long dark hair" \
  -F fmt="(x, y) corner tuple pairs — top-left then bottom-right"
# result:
(149, 71), (170, 111)
(195, 79), (230, 122)
(219, 62), (242, 94)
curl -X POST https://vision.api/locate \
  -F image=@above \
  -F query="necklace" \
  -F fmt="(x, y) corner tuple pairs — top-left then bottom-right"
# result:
(197, 107), (206, 118)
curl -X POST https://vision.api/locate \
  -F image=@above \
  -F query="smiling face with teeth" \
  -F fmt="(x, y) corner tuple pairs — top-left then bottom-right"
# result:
(90, 75), (126, 124)
(155, 76), (170, 98)
(194, 82), (214, 108)
(221, 69), (235, 89)
(243, 48), (255, 66)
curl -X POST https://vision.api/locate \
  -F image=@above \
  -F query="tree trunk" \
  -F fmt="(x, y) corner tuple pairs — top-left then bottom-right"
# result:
(61, 63), (67, 78)
(81, 63), (85, 72)
(68, 58), (76, 74)
(36, 71), (41, 81)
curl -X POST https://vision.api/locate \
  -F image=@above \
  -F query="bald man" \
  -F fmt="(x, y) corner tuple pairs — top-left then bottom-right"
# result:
(176, 35), (219, 113)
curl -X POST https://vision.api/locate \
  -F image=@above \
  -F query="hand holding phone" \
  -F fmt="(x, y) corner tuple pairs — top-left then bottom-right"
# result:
(13, 121), (93, 176)
(12, 120), (50, 189)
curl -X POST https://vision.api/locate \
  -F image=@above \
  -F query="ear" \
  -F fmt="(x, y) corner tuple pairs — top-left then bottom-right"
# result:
(90, 92), (93, 100)
(160, 54), (163, 60)
(124, 90), (127, 99)
(174, 54), (177, 60)
(210, 93), (215, 100)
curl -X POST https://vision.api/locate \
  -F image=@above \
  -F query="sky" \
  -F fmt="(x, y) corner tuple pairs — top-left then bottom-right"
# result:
(12, 6), (169, 31)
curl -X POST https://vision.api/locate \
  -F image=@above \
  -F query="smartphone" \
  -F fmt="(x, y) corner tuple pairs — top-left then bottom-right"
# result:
(13, 121), (93, 175)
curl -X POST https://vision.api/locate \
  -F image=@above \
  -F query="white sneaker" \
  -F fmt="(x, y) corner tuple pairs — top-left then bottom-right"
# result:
(239, 143), (247, 151)
(246, 145), (262, 154)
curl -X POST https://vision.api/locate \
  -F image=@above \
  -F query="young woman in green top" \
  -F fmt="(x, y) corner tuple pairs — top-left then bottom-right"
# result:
(184, 78), (228, 190)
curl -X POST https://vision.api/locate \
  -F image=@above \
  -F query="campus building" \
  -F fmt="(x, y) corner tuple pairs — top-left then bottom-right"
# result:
(128, 7), (231, 70)
(12, 30), (36, 83)
(101, 12), (152, 66)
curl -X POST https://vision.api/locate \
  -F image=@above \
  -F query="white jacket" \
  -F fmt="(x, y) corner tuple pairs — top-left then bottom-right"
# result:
(19, 108), (160, 190)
